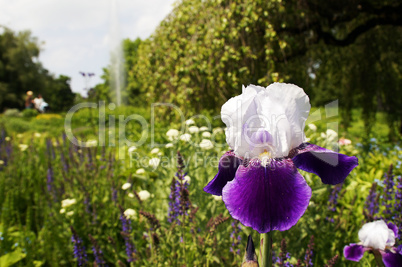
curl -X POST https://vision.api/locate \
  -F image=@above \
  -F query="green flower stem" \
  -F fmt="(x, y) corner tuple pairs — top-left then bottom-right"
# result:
(261, 232), (273, 267)
(372, 250), (385, 267)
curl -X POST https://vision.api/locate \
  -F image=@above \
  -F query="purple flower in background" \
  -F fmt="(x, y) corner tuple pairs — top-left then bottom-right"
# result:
(328, 183), (343, 212)
(168, 177), (180, 223)
(344, 220), (402, 266)
(364, 182), (379, 220)
(383, 166), (395, 216)
(70, 227), (88, 266)
(120, 208), (136, 262)
(89, 234), (106, 266)
(304, 236), (314, 267)
(168, 152), (191, 224)
(204, 83), (358, 233)
(395, 175), (402, 237)
(46, 167), (54, 194)
(230, 220), (242, 255)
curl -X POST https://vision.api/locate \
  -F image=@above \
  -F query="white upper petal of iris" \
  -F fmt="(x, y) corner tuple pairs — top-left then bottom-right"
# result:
(358, 220), (395, 250)
(221, 83), (310, 158)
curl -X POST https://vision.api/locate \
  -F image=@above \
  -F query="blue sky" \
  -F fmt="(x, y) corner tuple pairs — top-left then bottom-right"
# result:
(0, 0), (177, 95)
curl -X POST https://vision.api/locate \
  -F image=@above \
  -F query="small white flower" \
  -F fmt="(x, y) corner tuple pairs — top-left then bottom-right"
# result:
(166, 129), (180, 141)
(136, 168), (145, 174)
(128, 146), (137, 153)
(124, 208), (137, 220)
(185, 119), (195, 125)
(128, 193), (135, 198)
(0, 160), (4, 165)
(165, 143), (174, 148)
(149, 158), (160, 168)
(358, 220), (395, 250)
(150, 148), (160, 154)
(34, 133), (41, 138)
(138, 190), (151, 201)
(16, 134), (23, 138)
(66, 211), (74, 217)
(307, 124), (317, 132)
(60, 208), (66, 214)
(5, 136), (11, 141)
(122, 183), (131, 190)
(212, 127), (224, 134)
(183, 175), (191, 184)
(202, 132), (211, 138)
(86, 139), (98, 147)
(18, 144), (28, 151)
(157, 152), (163, 156)
(213, 195), (222, 201)
(188, 126), (199, 133)
(199, 126), (209, 132)
(180, 133), (191, 142)
(199, 139), (214, 150)
(61, 198), (77, 208)
(322, 129), (338, 142)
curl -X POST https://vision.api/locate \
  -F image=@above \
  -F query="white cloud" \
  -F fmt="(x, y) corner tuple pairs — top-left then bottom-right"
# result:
(0, 0), (176, 95)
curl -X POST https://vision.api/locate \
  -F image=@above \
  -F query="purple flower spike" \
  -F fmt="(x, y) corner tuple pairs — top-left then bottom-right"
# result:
(204, 151), (242, 196)
(292, 143), (358, 185)
(343, 244), (365, 262)
(222, 158), (311, 233)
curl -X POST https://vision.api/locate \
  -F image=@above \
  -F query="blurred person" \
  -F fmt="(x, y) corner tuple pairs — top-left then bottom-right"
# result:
(33, 94), (48, 113)
(33, 94), (43, 111)
(25, 91), (34, 109)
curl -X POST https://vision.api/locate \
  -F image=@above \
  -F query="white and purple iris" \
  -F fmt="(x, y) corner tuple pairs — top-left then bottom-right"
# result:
(204, 83), (358, 233)
(344, 220), (402, 266)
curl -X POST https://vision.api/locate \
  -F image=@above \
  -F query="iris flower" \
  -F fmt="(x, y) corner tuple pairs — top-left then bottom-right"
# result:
(344, 220), (402, 266)
(204, 83), (358, 233)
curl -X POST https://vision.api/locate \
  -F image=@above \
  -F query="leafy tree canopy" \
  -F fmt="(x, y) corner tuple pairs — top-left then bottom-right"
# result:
(107, 0), (402, 136)
(0, 26), (75, 112)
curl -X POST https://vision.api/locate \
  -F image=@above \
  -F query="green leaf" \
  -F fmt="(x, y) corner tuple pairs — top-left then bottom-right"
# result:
(0, 248), (26, 267)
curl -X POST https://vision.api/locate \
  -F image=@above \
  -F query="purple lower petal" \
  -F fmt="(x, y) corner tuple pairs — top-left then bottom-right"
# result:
(343, 244), (365, 262)
(204, 151), (242, 196)
(222, 158), (311, 233)
(291, 143), (358, 185)
(382, 251), (402, 267)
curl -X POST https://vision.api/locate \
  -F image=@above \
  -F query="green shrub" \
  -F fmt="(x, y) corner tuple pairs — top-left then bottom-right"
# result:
(4, 118), (31, 133)
(3, 108), (22, 117)
(22, 109), (38, 118)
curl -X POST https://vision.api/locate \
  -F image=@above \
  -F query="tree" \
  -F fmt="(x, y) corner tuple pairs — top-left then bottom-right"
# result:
(0, 26), (75, 112)
(124, 0), (401, 136)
